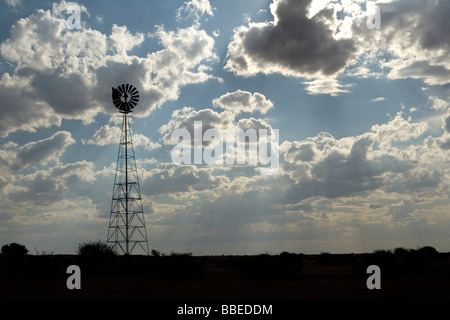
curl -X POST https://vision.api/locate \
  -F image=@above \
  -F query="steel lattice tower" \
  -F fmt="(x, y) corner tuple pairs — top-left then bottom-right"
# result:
(107, 84), (149, 255)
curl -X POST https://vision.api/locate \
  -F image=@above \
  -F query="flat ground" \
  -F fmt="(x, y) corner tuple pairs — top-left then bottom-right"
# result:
(1, 253), (450, 300)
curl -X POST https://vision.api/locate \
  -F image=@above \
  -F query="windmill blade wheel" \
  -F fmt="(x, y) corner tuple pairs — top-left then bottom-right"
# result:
(112, 84), (139, 114)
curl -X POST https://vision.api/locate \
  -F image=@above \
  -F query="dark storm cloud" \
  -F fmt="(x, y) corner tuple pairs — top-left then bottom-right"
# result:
(225, 0), (356, 77)
(380, 0), (450, 52)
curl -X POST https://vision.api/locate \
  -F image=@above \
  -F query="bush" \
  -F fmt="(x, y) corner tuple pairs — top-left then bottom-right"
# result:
(151, 249), (162, 257)
(353, 247), (440, 277)
(1, 243), (28, 256)
(76, 240), (117, 258)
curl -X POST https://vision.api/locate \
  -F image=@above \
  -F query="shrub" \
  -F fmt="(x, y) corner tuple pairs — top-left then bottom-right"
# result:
(1, 243), (29, 256)
(76, 240), (117, 258)
(151, 249), (162, 257)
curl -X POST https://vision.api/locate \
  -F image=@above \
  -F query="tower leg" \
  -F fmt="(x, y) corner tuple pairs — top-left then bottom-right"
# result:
(107, 113), (149, 255)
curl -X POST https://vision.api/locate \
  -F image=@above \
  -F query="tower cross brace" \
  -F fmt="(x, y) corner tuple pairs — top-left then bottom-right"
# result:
(107, 112), (149, 255)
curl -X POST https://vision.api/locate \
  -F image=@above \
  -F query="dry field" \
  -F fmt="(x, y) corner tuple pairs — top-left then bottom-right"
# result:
(1, 251), (450, 301)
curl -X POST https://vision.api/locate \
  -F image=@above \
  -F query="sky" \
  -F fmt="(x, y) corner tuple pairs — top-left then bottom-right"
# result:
(0, 0), (449, 255)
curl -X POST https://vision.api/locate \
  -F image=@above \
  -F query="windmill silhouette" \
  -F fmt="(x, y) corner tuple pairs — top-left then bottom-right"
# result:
(107, 84), (149, 255)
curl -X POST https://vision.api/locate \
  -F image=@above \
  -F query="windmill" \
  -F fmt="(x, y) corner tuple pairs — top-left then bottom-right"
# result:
(107, 84), (149, 255)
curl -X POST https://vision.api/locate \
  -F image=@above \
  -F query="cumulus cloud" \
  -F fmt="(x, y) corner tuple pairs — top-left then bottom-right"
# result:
(148, 122), (436, 242)
(140, 163), (229, 197)
(212, 90), (273, 115)
(278, 109), (444, 205)
(84, 125), (120, 146)
(225, 0), (450, 95)
(84, 125), (161, 150)
(429, 95), (448, 111)
(436, 111), (450, 149)
(281, 133), (409, 202)
(159, 107), (236, 145)
(0, 131), (75, 171)
(176, 0), (214, 21)
(283, 141), (316, 163)
(132, 134), (162, 151)
(159, 105), (279, 174)
(444, 112), (450, 133)
(352, 0), (450, 86)
(6, 160), (96, 207)
(371, 112), (428, 148)
(109, 24), (145, 56)
(225, 0), (355, 79)
(0, 3), (218, 137)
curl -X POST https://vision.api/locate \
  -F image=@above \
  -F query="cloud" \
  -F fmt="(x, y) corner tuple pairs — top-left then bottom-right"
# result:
(352, 0), (450, 86)
(225, 0), (356, 79)
(444, 112), (450, 133)
(436, 111), (450, 149)
(387, 200), (415, 222)
(4, 0), (20, 7)
(278, 111), (441, 204)
(0, 131), (75, 171)
(159, 107), (236, 145)
(429, 95), (448, 111)
(369, 203), (383, 209)
(371, 97), (385, 103)
(371, 112), (428, 148)
(109, 24), (145, 56)
(84, 124), (161, 150)
(225, 0), (450, 96)
(6, 160), (96, 208)
(303, 78), (354, 96)
(176, 0), (214, 21)
(0, 3), (218, 137)
(140, 163), (229, 197)
(212, 90), (273, 115)
(84, 125), (120, 146)
(283, 141), (316, 163)
(0, 73), (63, 137)
(159, 105), (279, 174)
(132, 134), (162, 151)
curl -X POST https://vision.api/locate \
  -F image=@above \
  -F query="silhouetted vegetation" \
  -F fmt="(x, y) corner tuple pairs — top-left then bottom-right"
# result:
(315, 252), (355, 265)
(76, 240), (117, 258)
(1, 246), (450, 299)
(1, 243), (28, 256)
(153, 251), (204, 280)
(151, 249), (162, 257)
(33, 247), (55, 256)
(232, 252), (304, 280)
(353, 246), (441, 277)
